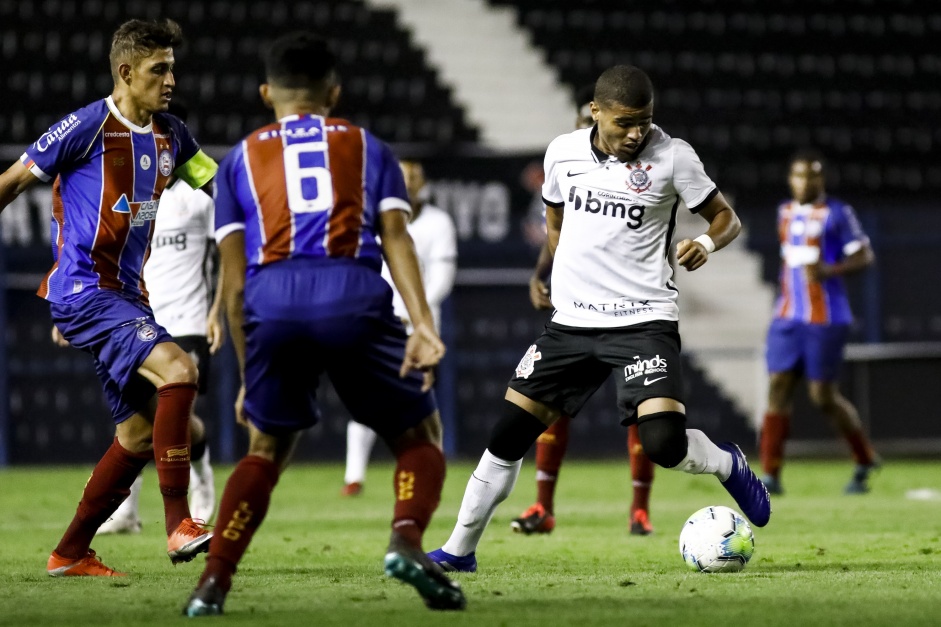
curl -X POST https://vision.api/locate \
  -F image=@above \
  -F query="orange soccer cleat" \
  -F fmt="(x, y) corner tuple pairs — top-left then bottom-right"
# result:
(341, 482), (363, 497)
(47, 549), (127, 577)
(510, 502), (556, 535)
(167, 517), (213, 564)
(629, 508), (654, 536)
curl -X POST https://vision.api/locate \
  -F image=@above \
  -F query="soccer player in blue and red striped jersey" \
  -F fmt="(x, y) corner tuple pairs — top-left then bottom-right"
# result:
(182, 32), (465, 616)
(0, 18), (216, 576)
(760, 150), (880, 495)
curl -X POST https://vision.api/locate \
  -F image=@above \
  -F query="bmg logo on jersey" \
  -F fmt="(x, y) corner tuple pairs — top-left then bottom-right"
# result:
(568, 187), (646, 229)
(623, 354), (668, 383)
(154, 231), (188, 251)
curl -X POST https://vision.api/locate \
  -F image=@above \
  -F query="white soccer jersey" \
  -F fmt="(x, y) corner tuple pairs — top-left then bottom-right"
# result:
(542, 124), (717, 328)
(381, 204), (458, 333)
(144, 179), (216, 337)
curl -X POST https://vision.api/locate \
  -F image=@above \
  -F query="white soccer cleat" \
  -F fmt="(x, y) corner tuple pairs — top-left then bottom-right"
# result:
(97, 512), (143, 535)
(189, 464), (216, 523)
(97, 475), (143, 535)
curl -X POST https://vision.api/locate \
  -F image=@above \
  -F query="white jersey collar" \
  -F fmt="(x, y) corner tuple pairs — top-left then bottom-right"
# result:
(106, 96), (153, 134)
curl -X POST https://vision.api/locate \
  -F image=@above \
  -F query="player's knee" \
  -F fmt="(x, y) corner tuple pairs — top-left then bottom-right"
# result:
(487, 400), (551, 461)
(807, 383), (837, 409)
(389, 411), (443, 454)
(637, 411), (687, 468)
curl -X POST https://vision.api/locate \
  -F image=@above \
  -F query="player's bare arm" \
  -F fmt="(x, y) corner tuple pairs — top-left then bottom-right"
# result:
(379, 209), (445, 379)
(0, 161), (40, 212)
(216, 230), (248, 424)
(206, 241), (226, 354)
(529, 241), (553, 310)
(807, 244), (875, 282)
(675, 192), (741, 271)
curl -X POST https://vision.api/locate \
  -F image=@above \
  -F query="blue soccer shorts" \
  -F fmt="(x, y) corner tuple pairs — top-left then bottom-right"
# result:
(50, 290), (171, 423)
(765, 318), (849, 381)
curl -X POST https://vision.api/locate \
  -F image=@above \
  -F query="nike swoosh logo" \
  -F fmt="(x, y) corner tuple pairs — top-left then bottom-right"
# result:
(643, 376), (667, 386)
(566, 169), (592, 177)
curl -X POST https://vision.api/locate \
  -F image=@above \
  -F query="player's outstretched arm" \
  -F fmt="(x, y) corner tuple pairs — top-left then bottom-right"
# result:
(216, 230), (248, 424)
(379, 209), (445, 381)
(206, 244), (226, 355)
(676, 191), (741, 271)
(0, 161), (40, 213)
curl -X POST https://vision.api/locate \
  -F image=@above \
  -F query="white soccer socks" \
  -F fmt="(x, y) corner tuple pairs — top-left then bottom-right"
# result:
(344, 421), (378, 485)
(670, 429), (733, 481)
(441, 449), (522, 557)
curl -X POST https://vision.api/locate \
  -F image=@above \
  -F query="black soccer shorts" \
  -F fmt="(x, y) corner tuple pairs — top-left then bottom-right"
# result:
(507, 319), (685, 425)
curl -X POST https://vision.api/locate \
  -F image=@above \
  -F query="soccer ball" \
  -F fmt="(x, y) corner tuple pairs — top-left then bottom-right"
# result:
(678, 505), (755, 573)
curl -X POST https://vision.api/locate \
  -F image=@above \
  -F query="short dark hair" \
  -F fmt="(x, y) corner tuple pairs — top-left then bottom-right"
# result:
(594, 65), (654, 109)
(790, 148), (827, 172)
(109, 19), (183, 81)
(574, 84), (594, 109)
(264, 32), (337, 89)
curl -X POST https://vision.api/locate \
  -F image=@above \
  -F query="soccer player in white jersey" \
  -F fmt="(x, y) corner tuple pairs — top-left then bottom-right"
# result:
(343, 159), (458, 496)
(93, 102), (222, 532)
(428, 65), (771, 573)
(512, 84), (659, 537)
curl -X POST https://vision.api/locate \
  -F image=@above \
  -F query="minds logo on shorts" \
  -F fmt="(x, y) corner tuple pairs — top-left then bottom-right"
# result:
(136, 323), (158, 342)
(623, 354), (668, 383)
(515, 344), (542, 379)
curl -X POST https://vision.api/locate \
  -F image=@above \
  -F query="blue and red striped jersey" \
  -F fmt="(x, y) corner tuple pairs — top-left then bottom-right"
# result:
(773, 196), (869, 325)
(213, 114), (410, 274)
(21, 96), (216, 305)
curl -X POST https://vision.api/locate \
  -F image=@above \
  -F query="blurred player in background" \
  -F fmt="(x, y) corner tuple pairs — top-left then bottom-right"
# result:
(514, 85), (657, 537)
(343, 158), (457, 496)
(94, 99), (222, 533)
(760, 150), (880, 495)
(183, 32), (465, 616)
(429, 64), (771, 574)
(0, 18), (215, 576)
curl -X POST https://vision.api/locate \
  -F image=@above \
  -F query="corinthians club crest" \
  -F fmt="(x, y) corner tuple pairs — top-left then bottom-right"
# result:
(626, 162), (652, 193)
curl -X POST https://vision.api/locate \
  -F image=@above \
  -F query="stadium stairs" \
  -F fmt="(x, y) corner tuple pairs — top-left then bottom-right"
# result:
(369, 0), (573, 151)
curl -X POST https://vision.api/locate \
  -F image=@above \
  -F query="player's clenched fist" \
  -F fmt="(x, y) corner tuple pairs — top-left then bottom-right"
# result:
(675, 238), (710, 271)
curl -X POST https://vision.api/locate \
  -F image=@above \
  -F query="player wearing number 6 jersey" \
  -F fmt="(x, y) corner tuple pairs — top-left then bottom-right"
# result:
(429, 64), (771, 574)
(183, 32), (464, 616)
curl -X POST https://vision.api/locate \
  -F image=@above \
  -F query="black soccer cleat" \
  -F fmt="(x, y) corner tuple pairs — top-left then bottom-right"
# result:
(183, 575), (226, 617)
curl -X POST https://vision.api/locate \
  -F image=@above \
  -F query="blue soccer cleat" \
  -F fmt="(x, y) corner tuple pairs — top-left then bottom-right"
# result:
(761, 474), (784, 496)
(718, 442), (772, 527)
(426, 548), (477, 573)
(844, 460), (881, 494)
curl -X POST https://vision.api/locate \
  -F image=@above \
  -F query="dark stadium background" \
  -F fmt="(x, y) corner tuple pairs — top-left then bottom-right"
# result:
(1, 0), (939, 466)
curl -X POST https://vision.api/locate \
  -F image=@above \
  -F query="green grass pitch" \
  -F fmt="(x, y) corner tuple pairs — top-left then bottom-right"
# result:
(2, 458), (939, 626)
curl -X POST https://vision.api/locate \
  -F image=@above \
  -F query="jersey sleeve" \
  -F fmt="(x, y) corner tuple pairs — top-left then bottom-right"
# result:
(540, 137), (564, 207)
(833, 202), (869, 257)
(672, 138), (718, 213)
(20, 107), (104, 182)
(423, 210), (458, 307)
(375, 139), (411, 215)
(213, 146), (247, 244)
